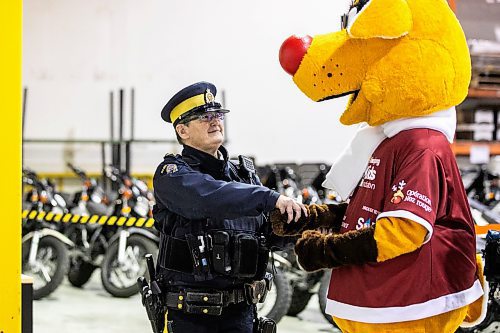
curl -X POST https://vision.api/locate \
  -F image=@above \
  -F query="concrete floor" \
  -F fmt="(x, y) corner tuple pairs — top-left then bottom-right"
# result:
(33, 271), (340, 333)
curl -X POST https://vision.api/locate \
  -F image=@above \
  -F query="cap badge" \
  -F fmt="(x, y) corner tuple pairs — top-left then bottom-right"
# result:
(205, 88), (215, 103)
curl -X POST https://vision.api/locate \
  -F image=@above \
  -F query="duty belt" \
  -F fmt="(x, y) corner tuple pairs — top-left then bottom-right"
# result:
(165, 288), (247, 316)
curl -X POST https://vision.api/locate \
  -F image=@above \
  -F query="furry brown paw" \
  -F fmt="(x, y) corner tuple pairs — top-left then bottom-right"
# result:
(294, 230), (331, 272)
(270, 203), (348, 237)
(270, 208), (289, 236)
(295, 227), (379, 271)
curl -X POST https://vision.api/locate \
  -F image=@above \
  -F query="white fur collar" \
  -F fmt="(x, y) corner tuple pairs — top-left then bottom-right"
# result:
(322, 107), (456, 199)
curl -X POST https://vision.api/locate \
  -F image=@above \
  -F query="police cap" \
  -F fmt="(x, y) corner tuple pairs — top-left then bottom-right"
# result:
(161, 81), (229, 125)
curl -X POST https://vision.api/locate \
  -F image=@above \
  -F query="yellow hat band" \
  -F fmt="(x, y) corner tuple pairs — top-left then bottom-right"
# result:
(170, 93), (207, 123)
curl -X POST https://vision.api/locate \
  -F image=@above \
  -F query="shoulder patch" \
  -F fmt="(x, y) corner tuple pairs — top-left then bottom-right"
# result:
(161, 164), (178, 174)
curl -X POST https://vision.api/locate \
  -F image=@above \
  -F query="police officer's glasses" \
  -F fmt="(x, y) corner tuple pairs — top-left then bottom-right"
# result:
(185, 112), (225, 123)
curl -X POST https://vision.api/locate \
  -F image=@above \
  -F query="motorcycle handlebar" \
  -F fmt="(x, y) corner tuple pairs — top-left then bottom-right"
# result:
(66, 163), (88, 180)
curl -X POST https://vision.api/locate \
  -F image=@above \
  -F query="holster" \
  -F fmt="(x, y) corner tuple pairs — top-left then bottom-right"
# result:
(254, 317), (277, 333)
(244, 279), (268, 304)
(138, 259), (165, 333)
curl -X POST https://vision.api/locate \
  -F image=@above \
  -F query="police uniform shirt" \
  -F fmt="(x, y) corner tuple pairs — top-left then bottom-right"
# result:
(153, 144), (280, 229)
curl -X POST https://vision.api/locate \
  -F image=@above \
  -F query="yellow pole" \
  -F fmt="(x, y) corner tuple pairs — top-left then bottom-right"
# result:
(0, 0), (22, 332)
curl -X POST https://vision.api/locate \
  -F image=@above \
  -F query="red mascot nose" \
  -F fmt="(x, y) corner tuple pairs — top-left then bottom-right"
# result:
(279, 35), (312, 76)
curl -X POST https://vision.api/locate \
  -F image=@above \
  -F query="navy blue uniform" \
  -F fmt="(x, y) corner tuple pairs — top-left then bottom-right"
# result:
(153, 146), (278, 225)
(167, 302), (254, 333)
(152, 145), (280, 333)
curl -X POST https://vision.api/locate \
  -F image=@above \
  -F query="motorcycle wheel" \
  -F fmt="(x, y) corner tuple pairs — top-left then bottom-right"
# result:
(68, 257), (96, 288)
(318, 270), (339, 328)
(257, 265), (292, 323)
(22, 236), (69, 300)
(287, 288), (312, 316)
(100, 235), (157, 298)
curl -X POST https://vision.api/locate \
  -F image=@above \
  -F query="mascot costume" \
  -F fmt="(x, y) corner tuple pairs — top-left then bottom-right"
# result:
(272, 0), (487, 332)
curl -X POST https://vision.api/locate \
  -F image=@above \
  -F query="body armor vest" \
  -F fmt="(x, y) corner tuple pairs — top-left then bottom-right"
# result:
(156, 156), (269, 289)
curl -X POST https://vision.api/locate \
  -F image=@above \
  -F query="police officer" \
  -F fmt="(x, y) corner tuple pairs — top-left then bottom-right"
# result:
(152, 81), (306, 333)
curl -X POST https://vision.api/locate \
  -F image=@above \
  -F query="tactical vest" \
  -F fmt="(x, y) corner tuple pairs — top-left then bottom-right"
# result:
(156, 156), (269, 288)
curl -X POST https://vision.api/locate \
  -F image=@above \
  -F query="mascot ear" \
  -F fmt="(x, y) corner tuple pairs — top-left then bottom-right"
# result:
(347, 0), (412, 39)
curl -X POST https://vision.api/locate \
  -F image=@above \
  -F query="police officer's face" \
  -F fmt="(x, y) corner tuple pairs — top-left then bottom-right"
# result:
(176, 114), (224, 156)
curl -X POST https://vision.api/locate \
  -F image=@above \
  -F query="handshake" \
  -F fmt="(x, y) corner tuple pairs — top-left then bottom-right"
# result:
(270, 201), (377, 272)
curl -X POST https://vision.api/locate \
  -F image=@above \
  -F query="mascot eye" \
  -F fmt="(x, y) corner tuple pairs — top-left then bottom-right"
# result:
(341, 0), (370, 30)
(340, 7), (358, 30)
(355, 0), (370, 11)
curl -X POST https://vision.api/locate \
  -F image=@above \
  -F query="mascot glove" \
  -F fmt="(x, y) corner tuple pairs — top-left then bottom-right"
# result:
(295, 227), (378, 272)
(270, 203), (348, 236)
(294, 230), (336, 272)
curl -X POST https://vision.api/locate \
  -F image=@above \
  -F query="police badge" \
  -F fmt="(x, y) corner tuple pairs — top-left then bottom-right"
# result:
(161, 164), (178, 174)
(205, 88), (215, 103)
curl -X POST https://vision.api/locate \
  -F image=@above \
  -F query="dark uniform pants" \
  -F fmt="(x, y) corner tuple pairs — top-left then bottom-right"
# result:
(166, 302), (254, 333)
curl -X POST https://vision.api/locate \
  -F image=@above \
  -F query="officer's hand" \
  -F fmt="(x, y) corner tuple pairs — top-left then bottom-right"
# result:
(275, 195), (308, 223)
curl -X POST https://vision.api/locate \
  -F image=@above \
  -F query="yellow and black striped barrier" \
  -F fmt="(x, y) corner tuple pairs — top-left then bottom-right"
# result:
(23, 209), (500, 234)
(21, 210), (155, 229)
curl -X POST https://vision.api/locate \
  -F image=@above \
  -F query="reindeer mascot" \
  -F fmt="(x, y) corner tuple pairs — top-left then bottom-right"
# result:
(272, 0), (486, 332)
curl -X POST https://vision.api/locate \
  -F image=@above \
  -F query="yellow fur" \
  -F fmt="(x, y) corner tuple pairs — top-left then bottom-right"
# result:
(292, 0), (471, 126)
(348, 0), (412, 39)
(463, 255), (486, 325)
(333, 306), (468, 333)
(374, 217), (427, 262)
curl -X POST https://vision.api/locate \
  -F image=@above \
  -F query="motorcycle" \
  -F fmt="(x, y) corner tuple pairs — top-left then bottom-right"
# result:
(256, 252), (294, 324)
(457, 230), (500, 333)
(99, 166), (158, 298)
(270, 164), (344, 325)
(63, 163), (116, 288)
(278, 245), (324, 317)
(261, 165), (328, 318)
(22, 169), (73, 300)
(464, 166), (500, 208)
(309, 163), (343, 204)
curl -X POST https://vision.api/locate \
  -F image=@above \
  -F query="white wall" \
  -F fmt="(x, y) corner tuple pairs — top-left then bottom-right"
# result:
(23, 0), (357, 172)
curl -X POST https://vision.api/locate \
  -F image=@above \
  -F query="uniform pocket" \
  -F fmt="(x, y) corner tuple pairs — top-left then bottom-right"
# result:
(232, 233), (259, 278)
